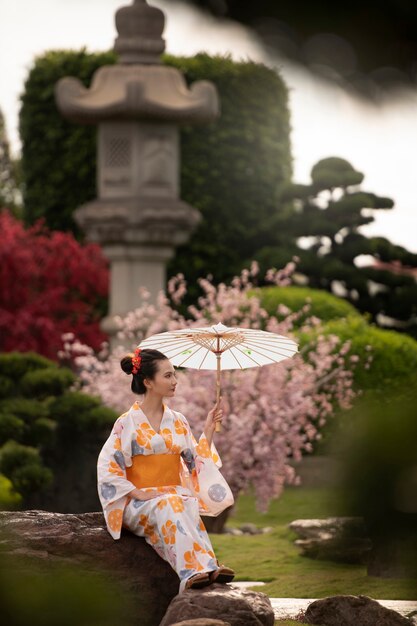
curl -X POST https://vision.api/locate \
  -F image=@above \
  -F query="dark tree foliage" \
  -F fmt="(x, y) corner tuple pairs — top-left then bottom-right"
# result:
(184, 1), (417, 95)
(264, 157), (417, 338)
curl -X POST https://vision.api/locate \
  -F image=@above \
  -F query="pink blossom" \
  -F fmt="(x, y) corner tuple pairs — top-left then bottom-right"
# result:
(61, 264), (358, 513)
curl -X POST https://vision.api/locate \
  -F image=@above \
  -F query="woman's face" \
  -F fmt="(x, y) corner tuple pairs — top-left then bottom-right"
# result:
(145, 359), (177, 397)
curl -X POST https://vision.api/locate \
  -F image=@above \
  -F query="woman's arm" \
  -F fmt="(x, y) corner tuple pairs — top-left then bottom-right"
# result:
(203, 402), (223, 447)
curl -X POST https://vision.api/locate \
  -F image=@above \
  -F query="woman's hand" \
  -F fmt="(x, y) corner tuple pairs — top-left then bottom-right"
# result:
(204, 400), (223, 446)
(127, 488), (155, 501)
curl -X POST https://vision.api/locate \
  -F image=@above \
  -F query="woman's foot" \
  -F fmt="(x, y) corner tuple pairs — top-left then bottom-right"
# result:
(184, 572), (212, 590)
(209, 565), (235, 584)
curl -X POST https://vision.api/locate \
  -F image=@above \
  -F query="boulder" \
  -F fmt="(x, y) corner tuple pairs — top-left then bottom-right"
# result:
(289, 517), (371, 563)
(0, 510), (179, 626)
(304, 595), (411, 626)
(169, 617), (230, 626)
(160, 583), (274, 626)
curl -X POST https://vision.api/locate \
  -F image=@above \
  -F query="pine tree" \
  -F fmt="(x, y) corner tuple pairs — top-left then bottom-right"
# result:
(259, 157), (417, 337)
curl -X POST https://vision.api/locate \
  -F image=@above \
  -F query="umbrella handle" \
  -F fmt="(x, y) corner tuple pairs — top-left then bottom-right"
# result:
(215, 354), (221, 433)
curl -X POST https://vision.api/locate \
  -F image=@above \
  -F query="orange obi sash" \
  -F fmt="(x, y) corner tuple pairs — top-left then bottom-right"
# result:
(126, 453), (181, 489)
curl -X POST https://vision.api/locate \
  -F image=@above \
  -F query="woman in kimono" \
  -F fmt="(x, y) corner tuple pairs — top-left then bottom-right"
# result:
(97, 347), (235, 592)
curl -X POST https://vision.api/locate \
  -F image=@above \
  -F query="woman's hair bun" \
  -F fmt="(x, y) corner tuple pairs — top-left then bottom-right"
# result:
(120, 355), (134, 375)
(120, 348), (168, 396)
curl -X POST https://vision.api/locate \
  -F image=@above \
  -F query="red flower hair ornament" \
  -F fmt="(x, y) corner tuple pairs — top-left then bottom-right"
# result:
(131, 348), (142, 375)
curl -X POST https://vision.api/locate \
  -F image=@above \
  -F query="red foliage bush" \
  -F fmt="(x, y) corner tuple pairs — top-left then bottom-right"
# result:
(0, 210), (108, 359)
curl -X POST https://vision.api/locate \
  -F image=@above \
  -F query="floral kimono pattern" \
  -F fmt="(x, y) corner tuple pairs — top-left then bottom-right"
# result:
(97, 402), (234, 591)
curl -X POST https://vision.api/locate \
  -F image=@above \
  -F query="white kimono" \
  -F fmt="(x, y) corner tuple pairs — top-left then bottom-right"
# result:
(97, 401), (234, 591)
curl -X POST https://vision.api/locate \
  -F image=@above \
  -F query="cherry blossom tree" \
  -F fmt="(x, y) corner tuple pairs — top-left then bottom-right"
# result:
(61, 261), (357, 515)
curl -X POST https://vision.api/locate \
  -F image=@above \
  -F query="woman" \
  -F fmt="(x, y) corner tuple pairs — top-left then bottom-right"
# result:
(97, 347), (235, 592)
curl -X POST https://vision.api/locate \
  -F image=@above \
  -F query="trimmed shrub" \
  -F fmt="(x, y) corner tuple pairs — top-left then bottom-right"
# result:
(21, 368), (75, 398)
(20, 51), (292, 291)
(0, 352), (118, 509)
(0, 398), (49, 424)
(0, 352), (51, 380)
(255, 285), (360, 324)
(0, 441), (53, 497)
(30, 418), (57, 446)
(316, 316), (417, 394)
(50, 393), (116, 435)
(0, 376), (13, 399)
(0, 414), (25, 446)
(20, 49), (116, 232)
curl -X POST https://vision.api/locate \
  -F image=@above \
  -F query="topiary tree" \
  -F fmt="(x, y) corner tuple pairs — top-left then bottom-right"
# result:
(0, 352), (117, 511)
(20, 51), (292, 298)
(255, 285), (361, 326)
(267, 157), (417, 338)
(296, 313), (417, 452)
(316, 316), (417, 396)
(252, 284), (417, 396)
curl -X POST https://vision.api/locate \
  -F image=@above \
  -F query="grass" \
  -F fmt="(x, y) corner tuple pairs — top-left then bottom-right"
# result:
(210, 486), (417, 601)
(2, 476), (415, 605)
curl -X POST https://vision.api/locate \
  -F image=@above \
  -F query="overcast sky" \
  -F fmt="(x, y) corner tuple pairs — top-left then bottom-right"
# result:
(1, 0), (416, 252)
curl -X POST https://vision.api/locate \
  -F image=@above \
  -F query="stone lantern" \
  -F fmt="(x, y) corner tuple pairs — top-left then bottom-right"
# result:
(55, 0), (219, 340)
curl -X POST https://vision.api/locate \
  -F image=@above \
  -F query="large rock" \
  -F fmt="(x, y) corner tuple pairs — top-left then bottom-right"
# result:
(0, 510), (179, 626)
(170, 621), (230, 626)
(304, 595), (411, 626)
(160, 584), (274, 626)
(289, 517), (371, 563)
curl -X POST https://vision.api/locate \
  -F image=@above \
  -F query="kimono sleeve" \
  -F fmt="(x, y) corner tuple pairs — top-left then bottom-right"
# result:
(97, 417), (136, 540)
(177, 412), (234, 517)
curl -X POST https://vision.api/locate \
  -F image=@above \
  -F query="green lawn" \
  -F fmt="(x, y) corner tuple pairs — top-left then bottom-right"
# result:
(2, 476), (415, 607)
(210, 487), (417, 601)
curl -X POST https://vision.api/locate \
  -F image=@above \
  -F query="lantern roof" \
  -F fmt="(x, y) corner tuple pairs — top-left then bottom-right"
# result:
(55, 0), (219, 124)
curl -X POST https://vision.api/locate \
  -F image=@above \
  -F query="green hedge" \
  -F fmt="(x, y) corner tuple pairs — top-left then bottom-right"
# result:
(20, 51), (292, 289)
(0, 441), (53, 496)
(20, 50), (116, 233)
(315, 316), (417, 394)
(255, 285), (360, 324)
(0, 352), (117, 506)
(21, 367), (75, 398)
(257, 288), (417, 397)
(0, 352), (51, 379)
(49, 391), (116, 435)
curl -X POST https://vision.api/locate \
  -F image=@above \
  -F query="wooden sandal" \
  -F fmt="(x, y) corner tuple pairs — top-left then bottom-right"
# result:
(184, 572), (212, 590)
(209, 565), (235, 584)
